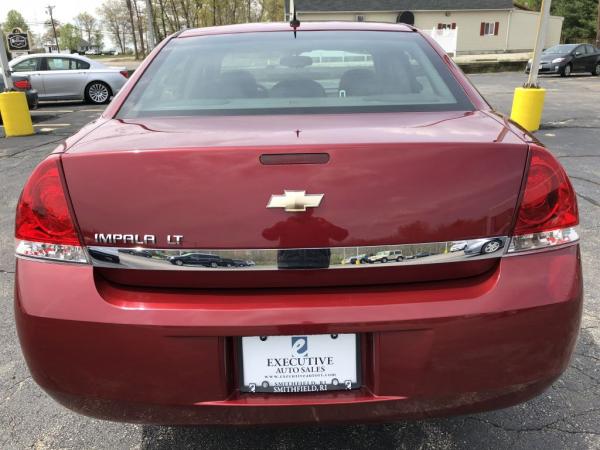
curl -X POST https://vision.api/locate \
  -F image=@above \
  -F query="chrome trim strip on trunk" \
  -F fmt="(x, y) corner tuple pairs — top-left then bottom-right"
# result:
(87, 237), (509, 271)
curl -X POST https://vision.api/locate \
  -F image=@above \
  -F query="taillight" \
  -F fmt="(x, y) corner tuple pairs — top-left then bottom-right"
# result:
(120, 70), (129, 78)
(15, 156), (88, 263)
(14, 79), (32, 90)
(508, 144), (579, 253)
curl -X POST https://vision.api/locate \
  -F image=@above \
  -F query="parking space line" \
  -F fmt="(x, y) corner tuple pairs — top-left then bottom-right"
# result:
(80, 109), (105, 112)
(31, 110), (74, 114)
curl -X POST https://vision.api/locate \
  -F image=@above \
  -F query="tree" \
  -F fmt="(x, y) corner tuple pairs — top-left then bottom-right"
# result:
(59, 23), (80, 52)
(154, 0), (169, 40)
(3, 10), (29, 32)
(515, 0), (542, 10)
(132, 0), (146, 55)
(597, 0), (600, 46)
(99, 0), (130, 53)
(98, 0), (284, 46)
(258, 0), (284, 21)
(516, 0), (599, 44)
(124, 0), (140, 59)
(553, 0), (598, 43)
(74, 12), (97, 44)
(93, 29), (104, 50)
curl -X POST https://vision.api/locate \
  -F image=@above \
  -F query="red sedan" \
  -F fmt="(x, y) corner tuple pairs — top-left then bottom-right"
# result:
(14, 22), (581, 425)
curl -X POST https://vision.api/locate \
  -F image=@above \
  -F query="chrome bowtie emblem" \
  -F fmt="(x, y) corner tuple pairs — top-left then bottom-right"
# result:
(267, 190), (324, 212)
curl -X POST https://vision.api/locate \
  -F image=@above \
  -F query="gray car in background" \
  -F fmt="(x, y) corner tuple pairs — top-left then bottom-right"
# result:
(526, 43), (600, 77)
(9, 53), (128, 104)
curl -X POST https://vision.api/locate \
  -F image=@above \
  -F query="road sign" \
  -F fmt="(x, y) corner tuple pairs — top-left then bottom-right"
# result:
(7, 32), (30, 51)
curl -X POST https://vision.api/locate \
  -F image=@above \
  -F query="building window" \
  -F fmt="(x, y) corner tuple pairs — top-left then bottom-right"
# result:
(437, 23), (456, 30)
(480, 21), (499, 36)
(356, 15), (365, 22)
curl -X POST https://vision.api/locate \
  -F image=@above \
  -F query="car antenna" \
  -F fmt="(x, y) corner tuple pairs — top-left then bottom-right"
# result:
(289, 4), (300, 38)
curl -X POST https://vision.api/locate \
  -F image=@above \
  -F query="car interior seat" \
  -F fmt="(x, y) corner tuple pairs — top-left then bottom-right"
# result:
(199, 70), (265, 99)
(338, 69), (379, 96)
(270, 78), (326, 98)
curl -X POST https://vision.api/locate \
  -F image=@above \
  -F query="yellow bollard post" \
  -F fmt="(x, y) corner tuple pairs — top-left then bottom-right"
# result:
(510, 87), (546, 132)
(0, 91), (35, 137)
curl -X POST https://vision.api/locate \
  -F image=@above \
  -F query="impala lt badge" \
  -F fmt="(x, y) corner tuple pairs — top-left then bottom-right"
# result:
(93, 234), (184, 245)
(267, 190), (324, 212)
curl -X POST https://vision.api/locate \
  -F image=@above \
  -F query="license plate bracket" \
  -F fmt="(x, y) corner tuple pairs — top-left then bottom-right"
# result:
(239, 334), (361, 393)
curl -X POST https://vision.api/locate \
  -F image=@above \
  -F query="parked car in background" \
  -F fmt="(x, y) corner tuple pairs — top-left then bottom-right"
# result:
(121, 249), (153, 258)
(168, 253), (243, 267)
(464, 238), (505, 256)
(232, 259), (255, 267)
(84, 49), (102, 56)
(218, 257), (236, 267)
(414, 251), (433, 259)
(341, 253), (369, 264)
(450, 241), (468, 252)
(9, 53), (128, 104)
(168, 253), (222, 267)
(526, 43), (600, 77)
(367, 250), (404, 263)
(87, 248), (120, 264)
(0, 75), (38, 110)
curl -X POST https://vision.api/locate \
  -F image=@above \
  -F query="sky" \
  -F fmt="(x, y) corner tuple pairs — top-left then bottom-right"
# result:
(1, 0), (106, 38)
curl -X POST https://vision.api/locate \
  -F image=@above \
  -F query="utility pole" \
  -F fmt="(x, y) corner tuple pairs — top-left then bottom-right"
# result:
(46, 5), (60, 53)
(145, 0), (155, 50)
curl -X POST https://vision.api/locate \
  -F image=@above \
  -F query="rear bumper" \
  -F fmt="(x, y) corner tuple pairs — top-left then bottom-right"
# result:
(15, 245), (583, 425)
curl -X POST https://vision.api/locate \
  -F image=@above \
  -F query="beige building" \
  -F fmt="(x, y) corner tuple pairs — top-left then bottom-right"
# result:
(286, 0), (564, 55)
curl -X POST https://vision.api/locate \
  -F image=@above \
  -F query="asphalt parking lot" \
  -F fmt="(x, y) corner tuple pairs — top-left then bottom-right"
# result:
(1, 72), (599, 449)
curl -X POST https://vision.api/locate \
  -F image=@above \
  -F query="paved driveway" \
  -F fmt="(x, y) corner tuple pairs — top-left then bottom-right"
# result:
(0, 73), (599, 449)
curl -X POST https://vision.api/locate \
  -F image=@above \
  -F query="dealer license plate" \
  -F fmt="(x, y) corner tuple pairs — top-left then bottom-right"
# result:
(240, 334), (359, 393)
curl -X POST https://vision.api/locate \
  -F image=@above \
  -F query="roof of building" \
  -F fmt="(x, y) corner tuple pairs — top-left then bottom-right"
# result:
(286, 0), (515, 13)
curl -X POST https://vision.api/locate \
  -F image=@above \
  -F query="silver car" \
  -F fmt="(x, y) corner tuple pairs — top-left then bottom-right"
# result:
(9, 53), (128, 104)
(450, 239), (504, 254)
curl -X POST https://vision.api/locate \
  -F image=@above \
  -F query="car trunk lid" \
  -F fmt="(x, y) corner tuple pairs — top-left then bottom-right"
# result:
(61, 111), (527, 288)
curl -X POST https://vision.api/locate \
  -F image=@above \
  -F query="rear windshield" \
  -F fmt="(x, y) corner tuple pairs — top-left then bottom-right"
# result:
(117, 31), (474, 118)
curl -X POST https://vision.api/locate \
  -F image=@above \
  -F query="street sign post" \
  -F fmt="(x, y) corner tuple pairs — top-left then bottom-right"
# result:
(0, 31), (14, 90)
(0, 29), (34, 136)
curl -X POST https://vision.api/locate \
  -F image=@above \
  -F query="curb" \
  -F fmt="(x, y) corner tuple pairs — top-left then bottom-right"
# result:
(457, 60), (527, 74)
